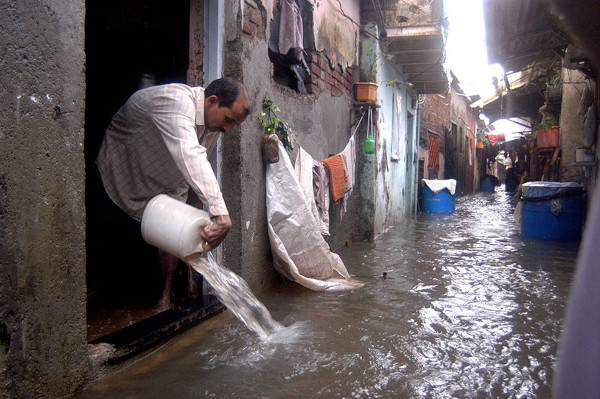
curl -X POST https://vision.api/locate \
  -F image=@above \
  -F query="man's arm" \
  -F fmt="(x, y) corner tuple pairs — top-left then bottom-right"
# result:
(149, 88), (231, 248)
(201, 215), (231, 251)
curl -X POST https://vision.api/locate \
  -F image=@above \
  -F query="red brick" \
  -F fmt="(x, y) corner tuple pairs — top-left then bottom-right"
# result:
(243, 20), (254, 35)
(324, 73), (335, 86)
(309, 63), (320, 75)
(306, 83), (319, 94)
(333, 70), (343, 83)
(343, 72), (351, 85)
(308, 52), (319, 64)
(318, 56), (328, 70)
(249, 9), (261, 25)
(310, 73), (320, 85)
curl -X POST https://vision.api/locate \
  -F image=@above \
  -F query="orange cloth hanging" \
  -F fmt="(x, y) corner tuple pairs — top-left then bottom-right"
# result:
(321, 155), (346, 202)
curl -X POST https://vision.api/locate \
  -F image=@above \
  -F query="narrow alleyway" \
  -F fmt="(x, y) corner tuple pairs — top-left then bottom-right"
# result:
(75, 189), (578, 398)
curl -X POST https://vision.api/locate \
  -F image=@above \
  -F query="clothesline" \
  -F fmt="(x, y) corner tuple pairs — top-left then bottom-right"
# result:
(290, 107), (367, 159)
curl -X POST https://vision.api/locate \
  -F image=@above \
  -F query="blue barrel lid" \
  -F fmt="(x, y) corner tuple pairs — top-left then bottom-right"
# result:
(522, 181), (584, 200)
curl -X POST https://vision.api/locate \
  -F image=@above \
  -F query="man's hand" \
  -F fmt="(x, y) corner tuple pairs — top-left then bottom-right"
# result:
(200, 215), (231, 251)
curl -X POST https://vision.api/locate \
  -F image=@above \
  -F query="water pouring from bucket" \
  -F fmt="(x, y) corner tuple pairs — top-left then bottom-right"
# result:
(141, 195), (283, 340)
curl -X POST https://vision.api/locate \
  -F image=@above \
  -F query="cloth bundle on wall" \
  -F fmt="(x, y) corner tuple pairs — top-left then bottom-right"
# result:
(266, 141), (364, 291)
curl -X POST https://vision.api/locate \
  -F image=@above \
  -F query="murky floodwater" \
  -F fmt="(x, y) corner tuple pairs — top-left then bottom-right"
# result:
(77, 189), (579, 398)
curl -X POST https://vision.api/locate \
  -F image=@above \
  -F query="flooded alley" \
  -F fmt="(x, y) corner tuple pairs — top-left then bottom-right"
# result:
(76, 189), (578, 398)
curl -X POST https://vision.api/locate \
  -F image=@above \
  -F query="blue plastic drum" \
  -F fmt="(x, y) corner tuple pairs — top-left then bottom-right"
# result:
(421, 184), (455, 213)
(521, 182), (585, 240)
(481, 176), (496, 192)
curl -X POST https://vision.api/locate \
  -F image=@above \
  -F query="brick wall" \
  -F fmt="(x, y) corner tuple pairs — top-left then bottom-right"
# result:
(305, 52), (352, 96)
(420, 93), (450, 151)
(243, 0), (265, 38)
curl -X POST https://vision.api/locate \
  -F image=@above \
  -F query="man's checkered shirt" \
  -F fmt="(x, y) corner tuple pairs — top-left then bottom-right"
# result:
(96, 84), (228, 221)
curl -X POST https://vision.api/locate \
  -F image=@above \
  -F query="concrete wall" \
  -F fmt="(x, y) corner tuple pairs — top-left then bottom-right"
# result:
(559, 69), (590, 184)
(0, 2), (88, 398)
(375, 63), (408, 233)
(224, 0), (365, 288)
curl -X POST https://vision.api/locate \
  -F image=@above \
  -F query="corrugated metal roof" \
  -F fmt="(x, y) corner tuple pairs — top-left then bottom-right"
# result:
(483, 0), (568, 73)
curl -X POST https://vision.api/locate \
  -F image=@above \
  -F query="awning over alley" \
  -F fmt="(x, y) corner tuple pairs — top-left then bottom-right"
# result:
(470, 67), (547, 123)
(360, 0), (450, 94)
(386, 25), (449, 94)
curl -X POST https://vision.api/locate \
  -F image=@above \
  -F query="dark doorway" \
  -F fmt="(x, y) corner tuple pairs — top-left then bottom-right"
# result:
(85, 0), (217, 351)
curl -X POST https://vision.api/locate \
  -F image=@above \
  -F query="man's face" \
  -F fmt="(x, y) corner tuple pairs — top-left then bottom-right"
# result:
(205, 94), (249, 133)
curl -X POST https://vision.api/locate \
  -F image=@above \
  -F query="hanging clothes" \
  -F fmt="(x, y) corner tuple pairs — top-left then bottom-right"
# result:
(278, 0), (303, 61)
(313, 160), (330, 236)
(321, 155), (346, 202)
(339, 152), (351, 194)
(268, 0), (309, 93)
(295, 146), (320, 228)
(341, 134), (356, 193)
(266, 141), (363, 291)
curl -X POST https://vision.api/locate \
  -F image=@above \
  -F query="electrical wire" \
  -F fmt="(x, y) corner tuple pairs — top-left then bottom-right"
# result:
(335, 0), (379, 40)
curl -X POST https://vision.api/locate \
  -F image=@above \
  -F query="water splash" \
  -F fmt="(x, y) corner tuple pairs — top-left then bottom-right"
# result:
(186, 252), (283, 340)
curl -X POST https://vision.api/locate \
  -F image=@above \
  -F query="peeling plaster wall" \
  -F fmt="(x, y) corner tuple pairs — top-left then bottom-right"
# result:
(224, 0), (364, 289)
(313, 0), (359, 70)
(0, 2), (88, 398)
(365, 32), (416, 236)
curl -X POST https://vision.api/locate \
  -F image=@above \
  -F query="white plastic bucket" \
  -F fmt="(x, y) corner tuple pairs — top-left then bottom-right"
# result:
(141, 194), (212, 260)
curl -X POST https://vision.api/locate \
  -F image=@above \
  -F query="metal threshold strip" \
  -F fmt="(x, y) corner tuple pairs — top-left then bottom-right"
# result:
(89, 299), (225, 362)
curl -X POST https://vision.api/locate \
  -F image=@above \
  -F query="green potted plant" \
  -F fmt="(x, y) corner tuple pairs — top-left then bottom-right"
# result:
(535, 112), (559, 148)
(354, 44), (390, 103)
(477, 127), (491, 149)
(258, 99), (281, 163)
(543, 65), (562, 104)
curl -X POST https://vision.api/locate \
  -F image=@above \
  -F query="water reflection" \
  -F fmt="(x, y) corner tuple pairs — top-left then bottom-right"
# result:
(76, 190), (577, 398)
